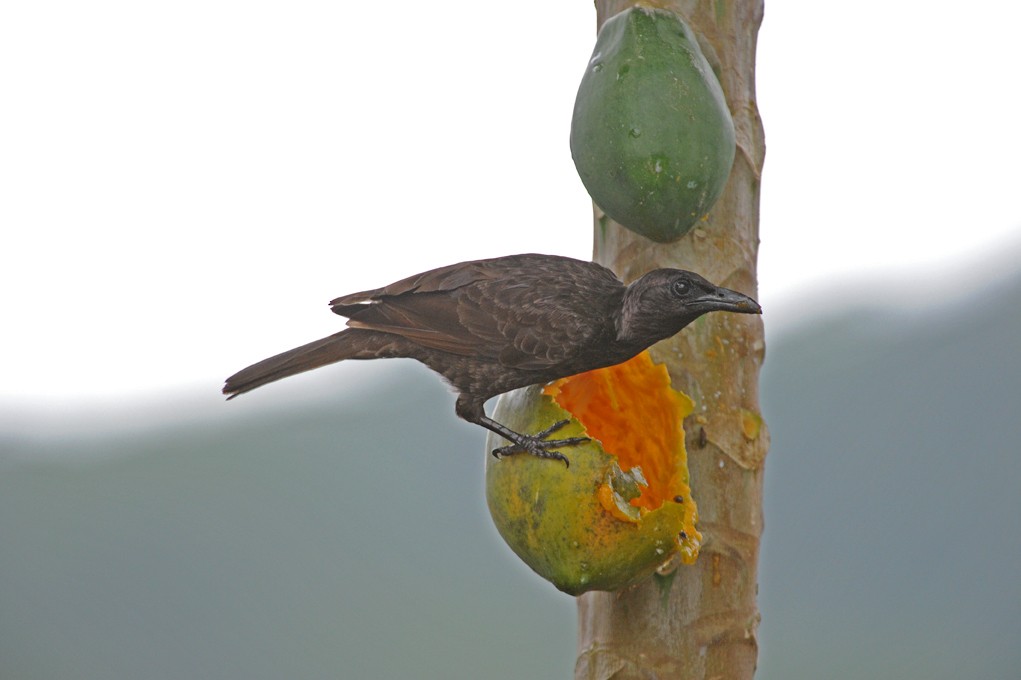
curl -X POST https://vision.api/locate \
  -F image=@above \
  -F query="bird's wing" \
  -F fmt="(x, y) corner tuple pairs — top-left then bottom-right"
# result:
(344, 290), (481, 355)
(332, 255), (623, 370)
(331, 260), (502, 356)
(329, 259), (501, 309)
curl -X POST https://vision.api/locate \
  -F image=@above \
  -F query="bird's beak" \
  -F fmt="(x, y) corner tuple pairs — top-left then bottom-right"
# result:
(698, 286), (762, 314)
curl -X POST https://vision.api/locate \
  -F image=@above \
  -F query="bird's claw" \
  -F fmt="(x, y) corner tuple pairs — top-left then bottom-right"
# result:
(491, 419), (589, 468)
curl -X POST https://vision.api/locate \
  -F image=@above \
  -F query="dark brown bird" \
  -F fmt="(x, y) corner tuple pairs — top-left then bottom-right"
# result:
(223, 253), (760, 464)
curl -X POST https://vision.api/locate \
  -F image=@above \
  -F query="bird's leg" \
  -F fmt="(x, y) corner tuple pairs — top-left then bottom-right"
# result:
(456, 396), (589, 467)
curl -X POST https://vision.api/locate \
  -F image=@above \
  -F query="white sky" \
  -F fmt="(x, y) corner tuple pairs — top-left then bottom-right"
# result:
(2, 1), (1019, 402)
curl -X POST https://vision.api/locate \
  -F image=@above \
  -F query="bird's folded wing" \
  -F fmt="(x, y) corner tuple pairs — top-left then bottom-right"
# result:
(345, 291), (481, 356)
(330, 260), (498, 308)
(344, 281), (605, 370)
(329, 255), (620, 370)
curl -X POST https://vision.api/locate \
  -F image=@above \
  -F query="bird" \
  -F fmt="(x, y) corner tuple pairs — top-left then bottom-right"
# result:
(223, 253), (761, 465)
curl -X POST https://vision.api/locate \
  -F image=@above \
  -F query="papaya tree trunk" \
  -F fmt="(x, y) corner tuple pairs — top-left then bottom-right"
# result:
(577, 1), (766, 679)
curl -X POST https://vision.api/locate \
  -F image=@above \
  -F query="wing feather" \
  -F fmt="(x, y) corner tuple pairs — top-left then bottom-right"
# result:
(328, 254), (624, 369)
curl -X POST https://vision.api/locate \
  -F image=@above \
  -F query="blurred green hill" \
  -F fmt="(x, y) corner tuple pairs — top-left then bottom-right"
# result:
(1, 274), (1019, 679)
(758, 275), (1021, 679)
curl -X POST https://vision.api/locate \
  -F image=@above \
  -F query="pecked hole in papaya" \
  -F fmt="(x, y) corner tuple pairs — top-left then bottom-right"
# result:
(542, 350), (701, 562)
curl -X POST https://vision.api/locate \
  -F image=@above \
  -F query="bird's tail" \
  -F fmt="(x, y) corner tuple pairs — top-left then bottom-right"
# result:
(223, 329), (365, 398)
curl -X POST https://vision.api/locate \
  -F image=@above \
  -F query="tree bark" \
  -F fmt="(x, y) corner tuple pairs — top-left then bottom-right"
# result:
(577, 1), (766, 679)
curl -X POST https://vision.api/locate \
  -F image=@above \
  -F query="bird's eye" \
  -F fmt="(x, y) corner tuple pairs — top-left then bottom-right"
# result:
(671, 279), (690, 297)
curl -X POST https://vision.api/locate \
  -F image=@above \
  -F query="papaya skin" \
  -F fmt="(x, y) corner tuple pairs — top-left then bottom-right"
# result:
(571, 7), (736, 242)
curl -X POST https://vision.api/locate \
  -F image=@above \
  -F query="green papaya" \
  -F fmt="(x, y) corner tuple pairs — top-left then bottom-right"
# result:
(570, 7), (736, 242)
(485, 352), (701, 595)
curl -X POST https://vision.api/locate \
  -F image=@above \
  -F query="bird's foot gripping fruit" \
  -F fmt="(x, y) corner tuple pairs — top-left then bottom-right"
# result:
(570, 6), (736, 242)
(485, 351), (701, 595)
(490, 419), (590, 467)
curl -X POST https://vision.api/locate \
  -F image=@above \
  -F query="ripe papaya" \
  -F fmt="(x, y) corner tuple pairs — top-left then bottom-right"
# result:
(570, 7), (736, 242)
(485, 352), (701, 595)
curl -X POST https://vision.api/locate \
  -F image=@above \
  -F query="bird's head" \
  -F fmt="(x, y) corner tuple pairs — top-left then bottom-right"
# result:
(617, 269), (761, 347)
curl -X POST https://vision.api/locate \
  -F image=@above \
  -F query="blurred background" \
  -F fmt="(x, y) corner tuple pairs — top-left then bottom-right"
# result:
(2, 1), (1019, 678)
